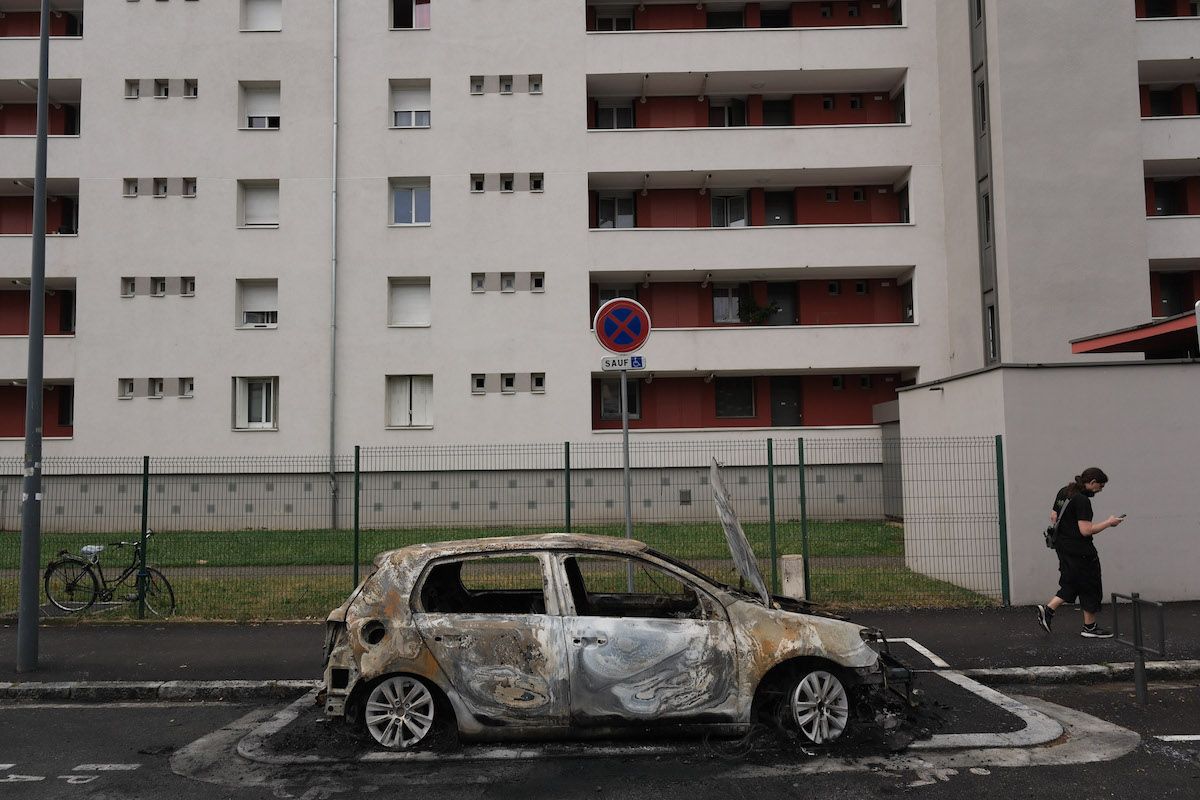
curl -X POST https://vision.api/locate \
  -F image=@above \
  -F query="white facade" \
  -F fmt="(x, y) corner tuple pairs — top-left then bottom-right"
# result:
(0, 1), (1194, 457)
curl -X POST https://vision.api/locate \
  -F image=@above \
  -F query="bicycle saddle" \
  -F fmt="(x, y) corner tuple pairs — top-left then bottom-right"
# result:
(80, 545), (105, 559)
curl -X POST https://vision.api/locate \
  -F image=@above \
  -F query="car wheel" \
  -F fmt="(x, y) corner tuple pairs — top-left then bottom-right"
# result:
(363, 675), (439, 750)
(788, 669), (850, 745)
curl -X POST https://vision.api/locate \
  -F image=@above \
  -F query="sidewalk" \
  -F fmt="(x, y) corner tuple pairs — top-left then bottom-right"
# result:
(3, 602), (1199, 696)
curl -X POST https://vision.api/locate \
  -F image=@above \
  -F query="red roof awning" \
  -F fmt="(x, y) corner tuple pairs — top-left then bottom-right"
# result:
(1071, 310), (1198, 356)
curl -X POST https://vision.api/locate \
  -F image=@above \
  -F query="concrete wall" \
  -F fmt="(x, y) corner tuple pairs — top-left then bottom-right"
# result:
(899, 362), (1200, 604)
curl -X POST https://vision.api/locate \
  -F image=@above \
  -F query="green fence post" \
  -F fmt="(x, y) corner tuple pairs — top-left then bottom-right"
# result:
(798, 438), (811, 602)
(767, 439), (779, 595)
(563, 441), (571, 532)
(137, 455), (149, 620)
(353, 446), (361, 588)
(994, 434), (1011, 606)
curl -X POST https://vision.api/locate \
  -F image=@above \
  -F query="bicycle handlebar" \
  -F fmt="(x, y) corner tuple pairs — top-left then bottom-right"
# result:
(106, 530), (154, 549)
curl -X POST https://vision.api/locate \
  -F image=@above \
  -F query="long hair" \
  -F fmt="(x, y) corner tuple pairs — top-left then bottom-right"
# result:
(1065, 467), (1109, 498)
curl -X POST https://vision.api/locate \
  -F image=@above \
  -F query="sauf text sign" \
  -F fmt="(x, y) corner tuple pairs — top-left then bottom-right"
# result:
(601, 355), (646, 372)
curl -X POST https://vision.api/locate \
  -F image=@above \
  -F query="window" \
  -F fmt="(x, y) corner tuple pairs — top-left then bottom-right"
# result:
(501, 373), (516, 393)
(973, 0), (985, 24)
(149, 378), (164, 399)
(762, 100), (792, 126)
(761, 9), (791, 27)
(419, 556), (547, 614)
(179, 377), (194, 398)
(391, 80), (431, 127)
(151, 277), (167, 296)
(531, 272), (545, 292)
(471, 374), (486, 394)
(500, 174), (514, 192)
(392, 179), (431, 225)
(980, 192), (993, 244)
(827, 281), (841, 296)
(597, 284), (636, 304)
(711, 195), (747, 228)
(859, 375), (873, 389)
(528, 74), (543, 94)
(597, 194), (635, 228)
(595, 8), (634, 31)
(120, 277), (136, 297)
(706, 10), (744, 28)
(152, 178), (168, 197)
(596, 103), (634, 129)
(471, 273), (486, 292)
(529, 173), (544, 192)
(241, 0), (282, 31)
(832, 375), (844, 390)
(234, 377), (277, 430)
(470, 76), (484, 94)
(600, 378), (639, 419)
(387, 375), (433, 427)
(181, 276), (196, 296)
(565, 555), (708, 620)
(238, 279), (279, 327)
(184, 79), (198, 98)
(822, 95), (835, 111)
(499, 75), (513, 94)
(712, 284), (743, 324)
(118, 379), (134, 399)
(392, 0), (431, 30)
(976, 81), (987, 134)
(985, 304), (998, 362)
(125, 80), (141, 99)
(852, 187), (866, 202)
(855, 280), (868, 295)
(500, 272), (516, 292)
(387, 278), (431, 326)
(242, 83), (281, 129)
(154, 79), (169, 98)
(708, 100), (747, 127)
(715, 377), (755, 418)
(819, 3), (833, 19)
(123, 178), (139, 197)
(182, 178), (197, 197)
(849, 94), (863, 110)
(824, 188), (839, 202)
(848, 2), (861, 18)
(470, 174), (485, 192)
(239, 180), (280, 227)
(531, 373), (545, 393)
(1148, 90), (1176, 117)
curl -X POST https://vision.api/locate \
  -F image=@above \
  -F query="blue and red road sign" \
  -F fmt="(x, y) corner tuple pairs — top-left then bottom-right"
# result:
(594, 298), (652, 354)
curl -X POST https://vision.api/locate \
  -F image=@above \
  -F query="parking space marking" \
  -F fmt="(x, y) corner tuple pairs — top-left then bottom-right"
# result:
(886, 637), (952, 669)
(910, 672), (1063, 750)
(1155, 735), (1200, 742)
(72, 764), (141, 771)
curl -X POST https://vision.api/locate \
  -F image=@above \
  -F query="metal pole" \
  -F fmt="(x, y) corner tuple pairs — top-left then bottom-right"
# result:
(994, 435), (1011, 606)
(1132, 592), (1147, 706)
(767, 439), (778, 595)
(327, 0), (341, 531)
(1194, 300), (1199, 358)
(17, 0), (53, 672)
(563, 441), (571, 532)
(621, 368), (633, 592)
(798, 438), (811, 602)
(353, 445), (360, 588)
(137, 456), (150, 619)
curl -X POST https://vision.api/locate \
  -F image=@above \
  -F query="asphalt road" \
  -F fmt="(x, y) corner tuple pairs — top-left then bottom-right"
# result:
(1, 680), (1198, 799)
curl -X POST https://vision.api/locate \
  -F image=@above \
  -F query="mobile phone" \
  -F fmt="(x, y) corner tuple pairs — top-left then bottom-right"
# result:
(1116, 514), (1127, 519)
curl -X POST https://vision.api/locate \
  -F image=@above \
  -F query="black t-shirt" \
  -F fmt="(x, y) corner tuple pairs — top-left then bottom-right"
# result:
(1052, 486), (1096, 555)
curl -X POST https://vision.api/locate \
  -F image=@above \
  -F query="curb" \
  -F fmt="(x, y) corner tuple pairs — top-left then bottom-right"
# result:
(961, 659), (1200, 685)
(0, 679), (319, 702)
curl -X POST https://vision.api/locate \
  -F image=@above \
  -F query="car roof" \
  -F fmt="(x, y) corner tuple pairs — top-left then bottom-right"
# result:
(375, 533), (651, 567)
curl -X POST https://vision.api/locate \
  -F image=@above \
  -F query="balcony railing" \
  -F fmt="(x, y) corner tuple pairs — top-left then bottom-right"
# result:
(588, 91), (904, 129)
(0, 9), (83, 37)
(1136, 0), (1199, 19)
(586, 1), (902, 32)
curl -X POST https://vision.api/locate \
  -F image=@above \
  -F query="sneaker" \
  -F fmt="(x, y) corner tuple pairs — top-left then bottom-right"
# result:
(1036, 605), (1054, 634)
(1080, 625), (1113, 639)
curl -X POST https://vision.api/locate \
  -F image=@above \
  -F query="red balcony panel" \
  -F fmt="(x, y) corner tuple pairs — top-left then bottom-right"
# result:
(1149, 270), (1200, 316)
(1176, 85), (1200, 116)
(0, 196), (71, 235)
(790, 1), (898, 27)
(745, 3), (762, 26)
(0, 12), (73, 37)
(634, 4), (706, 29)
(1189, 176), (1200, 214)
(1136, 0), (1197, 18)
(796, 279), (905, 325)
(792, 92), (897, 125)
(637, 189), (709, 228)
(636, 96), (710, 128)
(637, 282), (712, 326)
(794, 185), (900, 224)
(0, 289), (75, 335)
(801, 373), (899, 426)
(0, 104), (71, 136)
(0, 385), (73, 438)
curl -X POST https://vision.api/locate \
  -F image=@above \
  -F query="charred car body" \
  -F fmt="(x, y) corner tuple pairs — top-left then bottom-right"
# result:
(322, 529), (912, 750)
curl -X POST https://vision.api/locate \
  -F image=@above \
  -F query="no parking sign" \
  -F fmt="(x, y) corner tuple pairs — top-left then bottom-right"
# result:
(593, 298), (652, 354)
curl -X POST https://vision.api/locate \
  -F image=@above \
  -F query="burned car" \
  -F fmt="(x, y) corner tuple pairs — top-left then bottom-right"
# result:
(322, 492), (915, 751)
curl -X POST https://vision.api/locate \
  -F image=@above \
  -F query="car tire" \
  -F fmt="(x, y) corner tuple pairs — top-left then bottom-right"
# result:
(786, 668), (851, 745)
(362, 674), (448, 751)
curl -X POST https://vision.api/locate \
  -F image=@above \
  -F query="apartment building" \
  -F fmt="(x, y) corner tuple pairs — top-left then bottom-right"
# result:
(0, 0), (1194, 458)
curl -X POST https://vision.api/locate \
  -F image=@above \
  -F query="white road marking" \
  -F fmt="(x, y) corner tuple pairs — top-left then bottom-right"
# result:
(0, 765), (13, 770)
(911, 671), (1064, 750)
(58, 776), (99, 784)
(0, 775), (45, 783)
(73, 763), (140, 771)
(1155, 734), (1200, 742)
(886, 637), (951, 669)
(0, 702), (243, 710)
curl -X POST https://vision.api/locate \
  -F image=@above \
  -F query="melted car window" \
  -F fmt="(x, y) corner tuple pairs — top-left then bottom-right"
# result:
(565, 555), (707, 620)
(420, 556), (547, 615)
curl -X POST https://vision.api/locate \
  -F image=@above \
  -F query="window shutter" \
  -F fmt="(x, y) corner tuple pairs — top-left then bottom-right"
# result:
(243, 0), (282, 30)
(389, 281), (431, 325)
(244, 87), (281, 117)
(388, 375), (410, 426)
(235, 378), (249, 428)
(392, 85), (431, 112)
(241, 281), (277, 313)
(410, 376), (433, 426)
(243, 184), (279, 225)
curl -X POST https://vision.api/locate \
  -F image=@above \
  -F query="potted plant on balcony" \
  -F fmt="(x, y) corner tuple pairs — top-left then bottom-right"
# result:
(738, 297), (782, 325)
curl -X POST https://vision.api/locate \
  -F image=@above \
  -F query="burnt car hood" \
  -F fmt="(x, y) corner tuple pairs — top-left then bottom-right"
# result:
(709, 458), (770, 606)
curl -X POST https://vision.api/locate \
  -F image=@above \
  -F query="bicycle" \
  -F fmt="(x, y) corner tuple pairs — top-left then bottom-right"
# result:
(43, 530), (176, 616)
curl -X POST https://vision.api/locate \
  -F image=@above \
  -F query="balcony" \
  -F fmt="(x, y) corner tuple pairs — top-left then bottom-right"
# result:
(0, 79), (81, 137)
(0, 279), (75, 335)
(1135, 0), (1199, 19)
(0, 178), (78, 235)
(590, 371), (907, 431)
(0, 381), (73, 439)
(0, 1), (83, 37)
(1149, 265), (1200, 317)
(585, 1), (902, 32)
(1136, 7), (1200, 62)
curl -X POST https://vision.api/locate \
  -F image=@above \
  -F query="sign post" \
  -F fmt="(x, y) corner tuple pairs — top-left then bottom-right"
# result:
(593, 299), (652, 591)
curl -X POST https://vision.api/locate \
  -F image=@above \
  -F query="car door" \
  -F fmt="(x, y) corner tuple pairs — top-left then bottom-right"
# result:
(556, 553), (740, 727)
(413, 552), (570, 727)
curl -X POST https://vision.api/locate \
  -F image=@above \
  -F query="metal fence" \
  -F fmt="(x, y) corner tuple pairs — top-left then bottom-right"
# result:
(0, 436), (1006, 620)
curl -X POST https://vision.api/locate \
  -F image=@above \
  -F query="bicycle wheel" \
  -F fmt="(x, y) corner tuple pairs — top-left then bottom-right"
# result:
(44, 559), (99, 613)
(142, 567), (176, 617)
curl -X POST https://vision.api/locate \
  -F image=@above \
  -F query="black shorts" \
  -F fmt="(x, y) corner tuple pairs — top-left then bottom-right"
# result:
(1055, 550), (1103, 613)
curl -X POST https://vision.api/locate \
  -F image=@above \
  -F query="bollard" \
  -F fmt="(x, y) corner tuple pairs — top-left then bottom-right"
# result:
(780, 555), (807, 601)
(1112, 591), (1166, 707)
